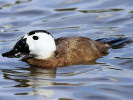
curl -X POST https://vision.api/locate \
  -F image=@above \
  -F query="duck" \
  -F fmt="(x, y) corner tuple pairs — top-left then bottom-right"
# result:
(2, 30), (131, 68)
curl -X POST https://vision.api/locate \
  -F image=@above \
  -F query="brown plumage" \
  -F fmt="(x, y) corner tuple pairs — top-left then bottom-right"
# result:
(23, 37), (110, 68)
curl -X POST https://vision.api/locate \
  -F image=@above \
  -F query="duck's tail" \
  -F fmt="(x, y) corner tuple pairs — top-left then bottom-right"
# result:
(96, 37), (132, 48)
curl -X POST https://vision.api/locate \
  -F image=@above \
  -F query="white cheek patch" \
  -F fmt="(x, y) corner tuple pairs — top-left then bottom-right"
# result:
(23, 34), (35, 55)
(23, 34), (28, 39)
(24, 32), (56, 59)
(26, 36), (35, 53)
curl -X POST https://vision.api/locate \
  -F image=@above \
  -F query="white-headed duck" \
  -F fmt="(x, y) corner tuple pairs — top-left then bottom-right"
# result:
(2, 30), (131, 68)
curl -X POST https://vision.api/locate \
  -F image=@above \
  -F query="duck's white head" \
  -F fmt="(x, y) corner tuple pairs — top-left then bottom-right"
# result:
(2, 30), (56, 59)
(24, 30), (56, 59)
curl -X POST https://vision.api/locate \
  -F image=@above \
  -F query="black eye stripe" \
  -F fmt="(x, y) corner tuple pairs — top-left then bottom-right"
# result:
(33, 36), (39, 40)
(28, 30), (50, 36)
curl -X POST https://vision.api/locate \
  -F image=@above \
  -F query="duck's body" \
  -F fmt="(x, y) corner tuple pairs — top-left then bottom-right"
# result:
(23, 36), (109, 68)
(2, 30), (130, 68)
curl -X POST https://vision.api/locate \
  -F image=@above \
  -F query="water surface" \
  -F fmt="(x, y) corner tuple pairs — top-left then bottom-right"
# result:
(0, 0), (133, 100)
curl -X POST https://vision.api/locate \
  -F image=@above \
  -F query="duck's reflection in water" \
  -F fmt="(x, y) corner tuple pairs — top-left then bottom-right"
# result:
(26, 67), (57, 97)
(2, 66), (57, 97)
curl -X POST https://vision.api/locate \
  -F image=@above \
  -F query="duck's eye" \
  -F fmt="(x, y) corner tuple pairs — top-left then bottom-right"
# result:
(33, 36), (39, 40)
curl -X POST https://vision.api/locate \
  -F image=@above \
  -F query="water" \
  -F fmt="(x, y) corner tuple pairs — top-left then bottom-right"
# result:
(0, 0), (133, 100)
